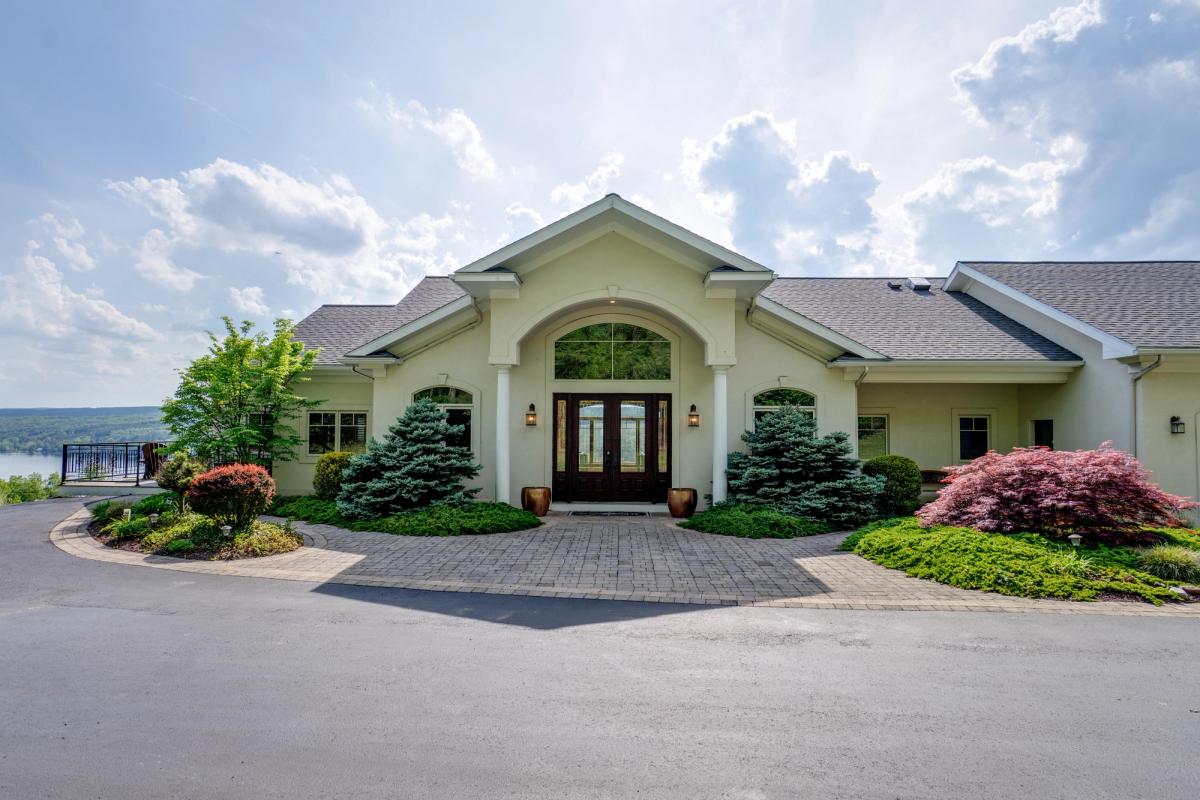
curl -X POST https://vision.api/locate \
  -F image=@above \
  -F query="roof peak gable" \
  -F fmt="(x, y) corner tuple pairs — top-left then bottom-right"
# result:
(454, 194), (773, 276)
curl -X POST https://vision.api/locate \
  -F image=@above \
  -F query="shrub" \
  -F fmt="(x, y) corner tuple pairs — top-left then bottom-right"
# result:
(0, 472), (59, 505)
(156, 456), (206, 513)
(187, 463), (276, 532)
(103, 515), (152, 541)
(850, 517), (1181, 604)
(337, 399), (480, 519)
(313, 451), (354, 501)
(917, 443), (1196, 542)
(679, 503), (832, 538)
(131, 492), (179, 517)
(138, 512), (300, 557)
(272, 496), (540, 536)
(1138, 546), (1200, 583)
(861, 455), (922, 517)
(725, 407), (883, 527)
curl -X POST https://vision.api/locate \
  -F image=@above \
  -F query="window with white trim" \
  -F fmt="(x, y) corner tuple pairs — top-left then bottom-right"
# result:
(958, 416), (990, 461)
(414, 387), (473, 451)
(857, 415), (888, 460)
(753, 388), (816, 427)
(307, 411), (368, 455)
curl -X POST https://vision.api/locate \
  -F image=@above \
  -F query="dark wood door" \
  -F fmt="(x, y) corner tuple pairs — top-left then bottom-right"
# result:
(553, 394), (670, 502)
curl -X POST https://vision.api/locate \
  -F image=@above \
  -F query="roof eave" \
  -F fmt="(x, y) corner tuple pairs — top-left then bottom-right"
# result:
(946, 262), (1138, 359)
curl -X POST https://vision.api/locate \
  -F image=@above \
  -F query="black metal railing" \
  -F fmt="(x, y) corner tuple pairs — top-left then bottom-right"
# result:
(60, 442), (170, 485)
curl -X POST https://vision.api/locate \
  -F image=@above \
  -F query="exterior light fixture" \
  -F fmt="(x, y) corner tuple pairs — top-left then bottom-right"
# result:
(122, 508), (132, 522)
(148, 513), (159, 527)
(687, 404), (701, 428)
(220, 525), (233, 538)
(525, 403), (538, 426)
(1170, 415), (1186, 434)
(607, 298), (617, 305)
(1067, 533), (1082, 548)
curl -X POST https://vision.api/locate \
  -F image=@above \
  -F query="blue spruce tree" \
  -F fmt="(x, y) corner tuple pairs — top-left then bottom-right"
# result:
(336, 398), (481, 518)
(725, 407), (883, 527)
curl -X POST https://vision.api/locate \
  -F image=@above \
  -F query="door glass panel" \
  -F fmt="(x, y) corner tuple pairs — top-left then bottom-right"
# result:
(657, 399), (668, 473)
(619, 400), (646, 473)
(577, 400), (604, 472)
(555, 399), (567, 472)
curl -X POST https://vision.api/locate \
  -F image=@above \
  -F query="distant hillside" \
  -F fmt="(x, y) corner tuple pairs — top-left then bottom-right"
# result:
(0, 407), (168, 453)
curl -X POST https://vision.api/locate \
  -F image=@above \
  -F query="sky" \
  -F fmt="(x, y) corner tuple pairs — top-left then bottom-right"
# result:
(1, 0), (1198, 407)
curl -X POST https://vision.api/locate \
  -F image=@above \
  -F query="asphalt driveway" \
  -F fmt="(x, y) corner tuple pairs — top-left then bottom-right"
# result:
(2, 499), (1199, 799)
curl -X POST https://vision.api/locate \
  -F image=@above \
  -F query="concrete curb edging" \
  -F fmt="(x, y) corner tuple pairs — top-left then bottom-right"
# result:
(48, 508), (1200, 616)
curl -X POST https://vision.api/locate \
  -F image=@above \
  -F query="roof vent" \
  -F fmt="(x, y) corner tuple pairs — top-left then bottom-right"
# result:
(905, 277), (932, 291)
(886, 280), (902, 290)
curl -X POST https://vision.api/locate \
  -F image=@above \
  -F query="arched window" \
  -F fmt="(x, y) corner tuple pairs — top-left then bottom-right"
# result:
(753, 388), (816, 426)
(554, 323), (670, 380)
(414, 387), (473, 450)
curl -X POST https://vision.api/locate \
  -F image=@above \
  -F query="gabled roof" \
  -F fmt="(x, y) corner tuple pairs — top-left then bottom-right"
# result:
(293, 277), (466, 365)
(761, 278), (1079, 361)
(455, 193), (773, 275)
(950, 261), (1200, 351)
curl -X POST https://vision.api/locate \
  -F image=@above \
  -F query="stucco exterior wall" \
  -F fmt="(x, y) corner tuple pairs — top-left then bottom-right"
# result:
(856, 383), (1020, 470)
(963, 280), (1134, 452)
(275, 374), (373, 496)
(1139, 363), (1200, 508)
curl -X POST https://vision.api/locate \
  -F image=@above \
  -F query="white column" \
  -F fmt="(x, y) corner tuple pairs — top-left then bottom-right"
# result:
(495, 365), (512, 505)
(711, 366), (729, 503)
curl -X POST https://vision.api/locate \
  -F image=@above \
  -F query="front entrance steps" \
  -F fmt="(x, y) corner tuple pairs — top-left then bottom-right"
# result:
(549, 501), (670, 515)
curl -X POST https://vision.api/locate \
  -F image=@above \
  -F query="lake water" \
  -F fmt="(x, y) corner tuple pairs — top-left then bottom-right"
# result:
(0, 452), (62, 480)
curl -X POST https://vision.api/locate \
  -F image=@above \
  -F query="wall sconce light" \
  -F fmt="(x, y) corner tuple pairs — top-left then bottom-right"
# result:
(687, 404), (701, 428)
(525, 403), (538, 426)
(1170, 415), (1186, 434)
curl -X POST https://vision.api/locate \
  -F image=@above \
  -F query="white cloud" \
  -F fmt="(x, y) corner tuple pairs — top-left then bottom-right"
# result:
(683, 112), (881, 272)
(134, 228), (203, 291)
(109, 158), (464, 301)
(0, 242), (158, 342)
(229, 285), (270, 316)
(932, 0), (1200, 258)
(37, 213), (95, 271)
(359, 95), (497, 180)
(550, 152), (624, 207)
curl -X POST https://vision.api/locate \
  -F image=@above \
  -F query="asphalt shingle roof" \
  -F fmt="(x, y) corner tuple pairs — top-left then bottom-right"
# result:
(761, 278), (1079, 361)
(963, 262), (1200, 349)
(293, 277), (466, 364)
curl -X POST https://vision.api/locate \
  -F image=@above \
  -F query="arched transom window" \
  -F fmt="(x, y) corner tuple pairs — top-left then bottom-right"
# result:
(414, 387), (473, 450)
(753, 388), (816, 426)
(553, 323), (670, 380)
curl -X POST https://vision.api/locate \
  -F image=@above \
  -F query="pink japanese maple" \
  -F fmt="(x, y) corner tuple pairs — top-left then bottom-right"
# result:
(917, 443), (1195, 539)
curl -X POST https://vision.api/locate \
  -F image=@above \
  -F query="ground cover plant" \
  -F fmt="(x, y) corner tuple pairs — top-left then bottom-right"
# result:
(678, 502), (832, 538)
(725, 407), (883, 528)
(844, 517), (1200, 604)
(271, 496), (539, 536)
(918, 444), (1195, 542)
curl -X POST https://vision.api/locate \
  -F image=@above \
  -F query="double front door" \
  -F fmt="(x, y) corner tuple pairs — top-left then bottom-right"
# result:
(552, 394), (670, 502)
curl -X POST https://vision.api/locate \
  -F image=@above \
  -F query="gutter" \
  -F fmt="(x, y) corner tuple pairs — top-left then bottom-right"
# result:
(1130, 354), (1163, 459)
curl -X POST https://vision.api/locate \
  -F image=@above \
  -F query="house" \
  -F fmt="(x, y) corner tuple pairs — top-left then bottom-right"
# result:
(277, 195), (1200, 515)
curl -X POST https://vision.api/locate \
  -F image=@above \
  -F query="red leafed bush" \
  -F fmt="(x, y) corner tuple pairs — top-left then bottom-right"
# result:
(186, 464), (276, 532)
(917, 443), (1196, 541)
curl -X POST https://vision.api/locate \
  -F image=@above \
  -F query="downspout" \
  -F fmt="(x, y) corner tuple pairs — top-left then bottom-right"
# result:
(1130, 354), (1162, 459)
(351, 366), (377, 382)
(854, 366), (870, 386)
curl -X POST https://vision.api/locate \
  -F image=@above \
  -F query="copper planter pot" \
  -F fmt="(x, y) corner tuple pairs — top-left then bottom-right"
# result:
(521, 486), (552, 517)
(666, 487), (698, 519)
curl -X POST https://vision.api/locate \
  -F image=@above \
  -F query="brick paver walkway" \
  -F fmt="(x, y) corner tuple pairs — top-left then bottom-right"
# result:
(50, 508), (1200, 615)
